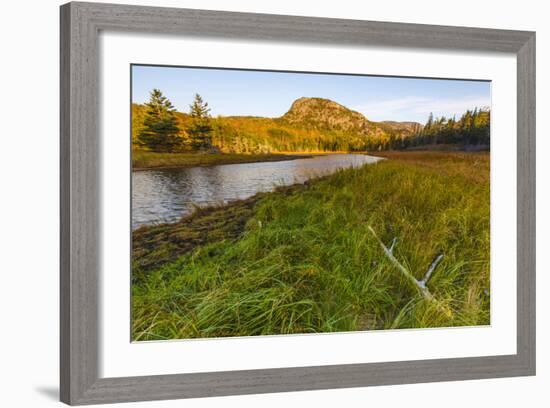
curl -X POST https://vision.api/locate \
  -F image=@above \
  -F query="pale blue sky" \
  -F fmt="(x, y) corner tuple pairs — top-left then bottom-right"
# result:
(132, 65), (491, 124)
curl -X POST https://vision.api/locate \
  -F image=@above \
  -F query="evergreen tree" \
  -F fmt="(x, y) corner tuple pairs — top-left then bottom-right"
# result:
(425, 112), (434, 132)
(409, 108), (490, 148)
(137, 89), (181, 152)
(187, 94), (213, 150)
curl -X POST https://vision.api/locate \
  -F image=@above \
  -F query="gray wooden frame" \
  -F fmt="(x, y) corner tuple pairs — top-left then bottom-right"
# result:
(60, 1), (536, 405)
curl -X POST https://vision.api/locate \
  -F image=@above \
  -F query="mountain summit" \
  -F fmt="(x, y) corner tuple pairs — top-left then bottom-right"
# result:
(281, 97), (371, 134)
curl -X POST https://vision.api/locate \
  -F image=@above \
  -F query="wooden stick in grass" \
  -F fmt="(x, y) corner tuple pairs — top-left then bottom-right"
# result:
(419, 254), (444, 289)
(367, 226), (442, 301)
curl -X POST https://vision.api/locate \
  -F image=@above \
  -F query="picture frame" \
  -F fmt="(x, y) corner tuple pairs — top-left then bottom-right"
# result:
(60, 1), (536, 405)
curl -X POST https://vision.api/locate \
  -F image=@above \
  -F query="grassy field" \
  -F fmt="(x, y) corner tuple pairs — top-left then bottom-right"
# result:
(132, 151), (490, 341)
(132, 150), (312, 170)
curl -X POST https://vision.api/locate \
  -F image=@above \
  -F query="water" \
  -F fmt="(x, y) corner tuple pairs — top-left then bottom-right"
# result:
(132, 154), (383, 228)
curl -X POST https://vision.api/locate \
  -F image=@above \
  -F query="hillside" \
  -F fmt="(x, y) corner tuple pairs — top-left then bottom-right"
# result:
(378, 121), (423, 136)
(132, 97), (423, 153)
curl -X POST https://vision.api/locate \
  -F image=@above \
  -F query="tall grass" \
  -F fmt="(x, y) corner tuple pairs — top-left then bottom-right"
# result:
(132, 152), (490, 340)
(132, 150), (311, 170)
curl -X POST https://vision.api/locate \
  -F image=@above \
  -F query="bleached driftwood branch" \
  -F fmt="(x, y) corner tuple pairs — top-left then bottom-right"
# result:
(389, 237), (398, 254)
(367, 226), (444, 301)
(418, 254), (444, 290)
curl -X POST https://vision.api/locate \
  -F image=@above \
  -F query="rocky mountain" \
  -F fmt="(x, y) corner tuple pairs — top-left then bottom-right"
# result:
(280, 97), (420, 139)
(281, 97), (370, 132)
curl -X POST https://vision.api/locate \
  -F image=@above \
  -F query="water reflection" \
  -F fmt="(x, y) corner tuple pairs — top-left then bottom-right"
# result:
(132, 154), (382, 228)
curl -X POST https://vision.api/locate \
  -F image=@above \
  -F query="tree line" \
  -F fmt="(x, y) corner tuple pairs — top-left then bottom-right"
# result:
(134, 89), (490, 153)
(398, 108), (490, 150)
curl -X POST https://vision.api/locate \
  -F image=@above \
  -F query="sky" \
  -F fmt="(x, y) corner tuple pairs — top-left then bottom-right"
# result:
(132, 65), (491, 124)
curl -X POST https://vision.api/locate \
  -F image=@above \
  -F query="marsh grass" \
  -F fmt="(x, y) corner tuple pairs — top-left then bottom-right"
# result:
(132, 150), (312, 170)
(132, 151), (490, 340)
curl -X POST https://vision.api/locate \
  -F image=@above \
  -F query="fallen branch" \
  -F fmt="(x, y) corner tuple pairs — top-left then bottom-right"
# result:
(368, 226), (443, 301)
(418, 254), (444, 290)
(389, 237), (398, 254)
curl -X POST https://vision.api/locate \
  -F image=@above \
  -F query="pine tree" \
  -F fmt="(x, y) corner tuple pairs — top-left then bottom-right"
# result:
(187, 94), (213, 150)
(409, 108), (490, 148)
(425, 112), (434, 131)
(137, 89), (181, 152)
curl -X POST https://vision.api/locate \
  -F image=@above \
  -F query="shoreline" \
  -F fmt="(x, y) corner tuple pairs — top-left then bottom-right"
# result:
(132, 183), (307, 273)
(132, 150), (485, 240)
(132, 152), (316, 171)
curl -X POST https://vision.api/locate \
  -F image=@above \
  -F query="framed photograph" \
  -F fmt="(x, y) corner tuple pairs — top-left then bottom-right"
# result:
(60, 1), (535, 405)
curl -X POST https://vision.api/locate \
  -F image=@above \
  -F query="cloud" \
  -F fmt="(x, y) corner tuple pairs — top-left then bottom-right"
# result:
(352, 95), (490, 123)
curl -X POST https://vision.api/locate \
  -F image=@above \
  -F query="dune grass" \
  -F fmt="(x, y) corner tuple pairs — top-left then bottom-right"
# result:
(132, 150), (311, 170)
(132, 151), (490, 341)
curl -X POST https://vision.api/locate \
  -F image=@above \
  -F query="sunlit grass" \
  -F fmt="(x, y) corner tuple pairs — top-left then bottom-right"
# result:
(132, 149), (311, 170)
(132, 151), (490, 340)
